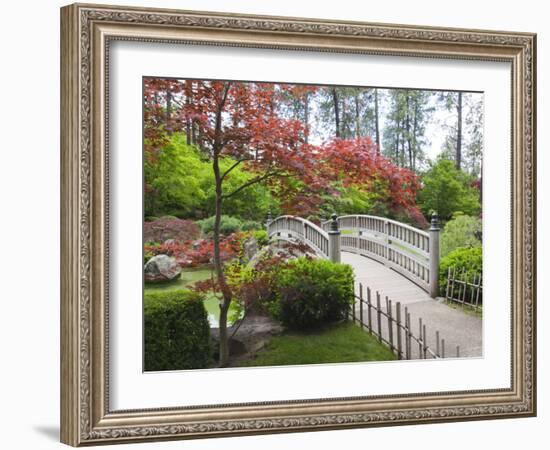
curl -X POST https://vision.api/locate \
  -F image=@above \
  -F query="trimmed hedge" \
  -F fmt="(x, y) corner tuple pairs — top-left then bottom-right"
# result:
(439, 246), (482, 296)
(273, 257), (354, 330)
(144, 290), (211, 371)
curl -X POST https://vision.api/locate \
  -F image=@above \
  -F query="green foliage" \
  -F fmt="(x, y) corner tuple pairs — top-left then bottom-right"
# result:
(252, 229), (269, 247)
(319, 184), (379, 217)
(144, 134), (209, 218)
(417, 159), (481, 221)
(145, 133), (277, 221)
(144, 290), (211, 371)
(273, 258), (354, 330)
(241, 220), (263, 231)
(197, 215), (243, 236)
(440, 213), (482, 257)
(439, 246), (482, 296)
(202, 158), (273, 222)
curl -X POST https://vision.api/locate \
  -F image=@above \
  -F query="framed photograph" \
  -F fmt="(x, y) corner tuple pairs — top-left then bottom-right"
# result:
(60, 3), (536, 446)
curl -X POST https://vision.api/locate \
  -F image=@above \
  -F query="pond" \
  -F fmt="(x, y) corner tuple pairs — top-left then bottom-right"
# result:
(144, 267), (239, 328)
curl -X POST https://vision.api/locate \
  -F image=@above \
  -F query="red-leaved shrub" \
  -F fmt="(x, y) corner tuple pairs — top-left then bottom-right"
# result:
(144, 217), (200, 243)
(144, 233), (243, 269)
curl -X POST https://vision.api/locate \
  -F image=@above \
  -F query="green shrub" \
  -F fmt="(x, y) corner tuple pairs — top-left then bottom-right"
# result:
(144, 290), (211, 371)
(273, 257), (354, 330)
(252, 229), (269, 247)
(197, 215), (243, 236)
(241, 220), (263, 231)
(439, 246), (482, 296)
(440, 213), (482, 257)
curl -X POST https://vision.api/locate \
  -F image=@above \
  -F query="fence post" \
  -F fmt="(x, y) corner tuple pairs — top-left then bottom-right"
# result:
(328, 213), (341, 263)
(376, 292), (382, 343)
(384, 220), (390, 262)
(396, 302), (402, 360)
(359, 284), (364, 329)
(429, 212), (441, 298)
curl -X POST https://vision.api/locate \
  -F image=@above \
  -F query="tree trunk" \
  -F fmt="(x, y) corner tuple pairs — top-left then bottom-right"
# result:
(212, 166), (232, 367)
(191, 121), (197, 145)
(166, 88), (172, 135)
(212, 83), (233, 367)
(405, 91), (413, 169)
(186, 94), (191, 145)
(341, 93), (347, 138)
(354, 93), (361, 138)
(394, 117), (400, 163)
(332, 87), (341, 138)
(374, 89), (381, 154)
(412, 99), (419, 171)
(304, 92), (309, 144)
(400, 129), (406, 167)
(456, 91), (463, 170)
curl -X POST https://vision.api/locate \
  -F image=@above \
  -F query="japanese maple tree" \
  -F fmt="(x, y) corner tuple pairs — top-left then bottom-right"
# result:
(317, 137), (424, 224)
(147, 79), (323, 366)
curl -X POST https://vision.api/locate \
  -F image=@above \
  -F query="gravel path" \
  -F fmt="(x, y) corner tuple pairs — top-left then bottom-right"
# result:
(342, 252), (482, 359)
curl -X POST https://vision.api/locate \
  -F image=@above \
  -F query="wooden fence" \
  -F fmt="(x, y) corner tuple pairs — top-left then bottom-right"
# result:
(444, 267), (483, 311)
(349, 283), (459, 360)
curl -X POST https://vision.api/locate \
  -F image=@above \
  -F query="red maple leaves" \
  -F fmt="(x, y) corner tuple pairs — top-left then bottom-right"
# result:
(144, 78), (422, 221)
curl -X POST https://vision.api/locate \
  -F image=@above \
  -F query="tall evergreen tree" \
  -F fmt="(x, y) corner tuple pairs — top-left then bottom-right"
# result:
(382, 89), (434, 171)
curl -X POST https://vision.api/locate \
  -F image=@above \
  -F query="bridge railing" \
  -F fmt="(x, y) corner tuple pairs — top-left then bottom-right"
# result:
(321, 214), (440, 297)
(267, 215), (331, 259)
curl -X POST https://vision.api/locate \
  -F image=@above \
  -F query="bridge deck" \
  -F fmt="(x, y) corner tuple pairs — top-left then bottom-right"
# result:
(342, 251), (483, 358)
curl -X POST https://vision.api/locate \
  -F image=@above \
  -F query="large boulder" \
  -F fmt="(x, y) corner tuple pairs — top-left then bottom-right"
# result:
(248, 240), (315, 268)
(144, 255), (181, 283)
(243, 236), (258, 261)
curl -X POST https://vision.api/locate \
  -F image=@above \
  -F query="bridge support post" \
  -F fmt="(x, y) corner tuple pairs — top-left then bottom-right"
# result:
(429, 212), (441, 298)
(328, 213), (341, 263)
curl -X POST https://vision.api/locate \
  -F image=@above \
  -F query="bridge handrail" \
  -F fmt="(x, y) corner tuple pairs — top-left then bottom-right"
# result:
(331, 214), (429, 237)
(272, 215), (328, 237)
(322, 214), (429, 255)
(268, 215), (330, 258)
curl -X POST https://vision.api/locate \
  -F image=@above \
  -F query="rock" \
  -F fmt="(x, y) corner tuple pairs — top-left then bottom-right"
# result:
(210, 315), (284, 363)
(248, 240), (315, 268)
(163, 239), (176, 246)
(243, 237), (258, 261)
(144, 255), (181, 282)
(192, 239), (206, 250)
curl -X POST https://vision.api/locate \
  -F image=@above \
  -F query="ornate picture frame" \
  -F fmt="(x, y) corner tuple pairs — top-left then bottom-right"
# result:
(60, 3), (536, 446)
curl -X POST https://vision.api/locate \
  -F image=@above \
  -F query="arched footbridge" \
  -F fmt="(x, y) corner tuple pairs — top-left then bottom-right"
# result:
(267, 213), (440, 298)
(267, 213), (482, 358)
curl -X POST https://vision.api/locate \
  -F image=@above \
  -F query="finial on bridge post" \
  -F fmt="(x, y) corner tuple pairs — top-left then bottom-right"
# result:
(429, 211), (440, 231)
(329, 213), (339, 233)
(428, 211), (441, 298)
(328, 213), (341, 263)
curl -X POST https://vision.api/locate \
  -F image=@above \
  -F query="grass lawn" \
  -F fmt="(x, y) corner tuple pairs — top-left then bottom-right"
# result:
(237, 322), (396, 367)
